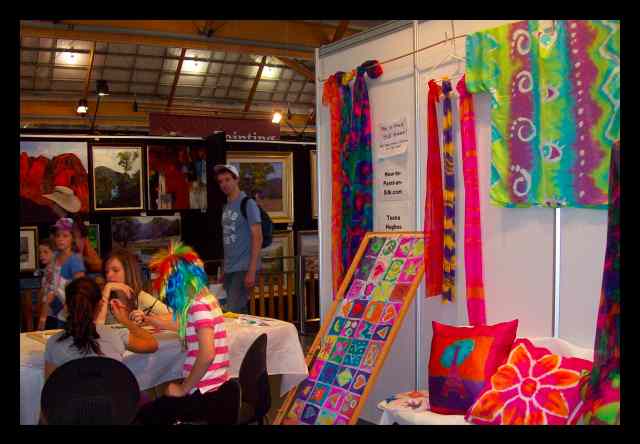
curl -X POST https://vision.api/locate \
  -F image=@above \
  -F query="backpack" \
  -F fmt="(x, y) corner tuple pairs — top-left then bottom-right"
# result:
(240, 196), (273, 248)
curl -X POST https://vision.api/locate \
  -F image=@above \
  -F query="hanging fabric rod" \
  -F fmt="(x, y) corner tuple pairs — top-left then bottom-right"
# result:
(318, 33), (468, 83)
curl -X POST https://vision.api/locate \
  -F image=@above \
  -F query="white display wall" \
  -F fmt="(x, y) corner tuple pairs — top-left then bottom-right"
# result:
(315, 20), (607, 424)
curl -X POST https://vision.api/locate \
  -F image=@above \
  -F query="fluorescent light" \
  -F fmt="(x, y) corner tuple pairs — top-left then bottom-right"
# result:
(272, 111), (282, 124)
(76, 99), (88, 115)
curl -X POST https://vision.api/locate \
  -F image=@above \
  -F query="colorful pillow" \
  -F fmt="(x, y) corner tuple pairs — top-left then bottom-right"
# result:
(466, 338), (593, 425)
(428, 320), (518, 415)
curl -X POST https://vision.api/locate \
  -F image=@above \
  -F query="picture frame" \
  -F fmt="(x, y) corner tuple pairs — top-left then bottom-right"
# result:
(86, 223), (101, 257)
(226, 151), (294, 224)
(260, 229), (294, 275)
(20, 226), (38, 272)
(111, 215), (181, 265)
(310, 150), (318, 219)
(297, 229), (319, 276)
(91, 145), (144, 211)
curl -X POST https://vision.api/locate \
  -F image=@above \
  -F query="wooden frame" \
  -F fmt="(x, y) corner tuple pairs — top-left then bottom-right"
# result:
(297, 229), (319, 277)
(91, 145), (144, 211)
(20, 226), (39, 273)
(260, 229), (294, 274)
(226, 151), (294, 224)
(273, 232), (425, 425)
(310, 150), (318, 219)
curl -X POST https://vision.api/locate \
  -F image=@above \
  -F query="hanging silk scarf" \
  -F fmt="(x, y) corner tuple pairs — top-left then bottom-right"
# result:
(342, 61), (382, 269)
(457, 76), (487, 325)
(322, 75), (345, 297)
(424, 80), (444, 297)
(441, 79), (456, 303)
(337, 71), (354, 286)
(572, 140), (620, 425)
(465, 20), (619, 208)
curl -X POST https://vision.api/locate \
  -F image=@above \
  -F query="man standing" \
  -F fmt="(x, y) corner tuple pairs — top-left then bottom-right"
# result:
(214, 164), (262, 314)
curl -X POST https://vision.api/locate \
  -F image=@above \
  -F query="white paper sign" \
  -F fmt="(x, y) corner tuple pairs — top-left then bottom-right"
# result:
(379, 162), (409, 202)
(377, 117), (409, 159)
(375, 201), (412, 232)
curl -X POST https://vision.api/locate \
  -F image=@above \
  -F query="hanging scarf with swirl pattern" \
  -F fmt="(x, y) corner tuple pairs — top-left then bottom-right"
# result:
(441, 79), (456, 303)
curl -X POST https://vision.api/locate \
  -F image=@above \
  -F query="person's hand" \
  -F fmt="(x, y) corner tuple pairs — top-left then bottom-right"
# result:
(37, 318), (46, 331)
(102, 282), (135, 303)
(110, 299), (131, 325)
(244, 270), (256, 289)
(165, 382), (187, 398)
(129, 309), (145, 325)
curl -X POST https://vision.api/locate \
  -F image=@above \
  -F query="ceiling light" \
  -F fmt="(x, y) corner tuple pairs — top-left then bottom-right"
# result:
(96, 79), (110, 96)
(272, 111), (282, 124)
(76, 99), (88, 115)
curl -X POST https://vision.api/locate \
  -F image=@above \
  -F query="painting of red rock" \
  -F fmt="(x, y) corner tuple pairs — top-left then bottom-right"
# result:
(92, 146), (144, 211)
(147, 145), (207, 210)
(20, 141), (89, 223)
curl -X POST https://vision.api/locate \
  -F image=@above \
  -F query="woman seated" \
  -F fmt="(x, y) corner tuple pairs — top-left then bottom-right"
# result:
(44, 277), (158, 380)
(102, 248), (171, 325)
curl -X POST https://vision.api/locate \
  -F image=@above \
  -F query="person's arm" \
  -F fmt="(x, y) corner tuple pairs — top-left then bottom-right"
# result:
(44, 361), (57, 381)
(110, 299), (158, 353)
(245, 223), (263, 289)
(166, 326), (216, 397)
(144, 312), (178, 332)
(82, 239), (103, 273)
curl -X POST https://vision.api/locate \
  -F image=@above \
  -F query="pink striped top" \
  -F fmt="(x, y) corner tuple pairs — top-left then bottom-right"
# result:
(183, 294), (230, 394)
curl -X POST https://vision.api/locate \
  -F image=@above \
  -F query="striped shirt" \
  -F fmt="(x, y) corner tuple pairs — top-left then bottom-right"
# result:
(184, 293), (230, 394)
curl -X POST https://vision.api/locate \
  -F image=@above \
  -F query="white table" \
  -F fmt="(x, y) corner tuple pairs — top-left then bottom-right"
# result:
(376, 391), (469, 425)
(20, 315), (307, 425)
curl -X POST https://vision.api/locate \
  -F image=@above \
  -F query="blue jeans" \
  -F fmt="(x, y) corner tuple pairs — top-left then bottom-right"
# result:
(223, 271), (249, 314)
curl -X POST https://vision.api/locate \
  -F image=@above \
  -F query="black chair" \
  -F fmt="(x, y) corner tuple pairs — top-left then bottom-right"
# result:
(41, 357), (140, 425)
(173, 378), (242, 425)
(234, 333), (271, 425)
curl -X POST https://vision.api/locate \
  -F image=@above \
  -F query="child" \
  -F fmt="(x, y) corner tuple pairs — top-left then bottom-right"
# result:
(35, 238), (56, 329)
(135, 241), (233, 425)
(39, 218), (86, 330)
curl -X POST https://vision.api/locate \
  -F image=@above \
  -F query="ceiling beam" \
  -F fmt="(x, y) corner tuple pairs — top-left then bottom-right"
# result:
(332, 20), (350, 42)
(21, 21), (316, 60)
(167, 48), (187, 109)
(82, 42), (96, 99)
(275, 57), (315, 82)
(244, 56), (267, 112)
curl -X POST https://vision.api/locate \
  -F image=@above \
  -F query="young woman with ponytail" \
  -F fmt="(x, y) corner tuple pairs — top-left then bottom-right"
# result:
(43, 277), (158, 381)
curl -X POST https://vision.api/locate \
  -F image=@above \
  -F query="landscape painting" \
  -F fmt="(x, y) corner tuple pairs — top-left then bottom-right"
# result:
(20, 226), (38, 272)
(297, 230), (319, 277)
(147, 145), (207, 210)
(20, 141), (89, 223)
(87, 224), (101, 257)
(111, 215), (181, 266)
(92, 146), (144, 211)
(260, 230), (294, 274)
(227, 151), (294, 224)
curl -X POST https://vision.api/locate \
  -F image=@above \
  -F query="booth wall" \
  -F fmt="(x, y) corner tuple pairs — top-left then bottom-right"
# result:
(317, 20), (608, 423)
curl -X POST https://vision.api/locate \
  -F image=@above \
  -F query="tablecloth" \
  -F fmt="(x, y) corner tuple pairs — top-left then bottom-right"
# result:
(377, 390), (469, 425)
(20, 315), (307, 425)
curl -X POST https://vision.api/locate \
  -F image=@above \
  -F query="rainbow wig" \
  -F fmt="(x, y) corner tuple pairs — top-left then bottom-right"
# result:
(149, 241), (209, 339)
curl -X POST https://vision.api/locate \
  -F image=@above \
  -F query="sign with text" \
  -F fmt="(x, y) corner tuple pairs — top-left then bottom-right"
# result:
(377, 116), (409, 159)
(379, 161), (409, 202)
(375, 201), (412, 232)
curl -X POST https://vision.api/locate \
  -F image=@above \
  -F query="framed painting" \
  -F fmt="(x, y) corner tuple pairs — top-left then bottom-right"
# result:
(310, 150), (318, 219)
(111, 215), (181, 265)
(147, 144), (207, 210)
(20, 226), (39, 272)
(91, 145), (144, 211)
(20, 141), (89, 223)
(226, 151), (294, 224)
(260, 230), (294, 274)
(297, 230), (319, 276)
(86, 223), (101, 257)
(274, 232), (426, 426)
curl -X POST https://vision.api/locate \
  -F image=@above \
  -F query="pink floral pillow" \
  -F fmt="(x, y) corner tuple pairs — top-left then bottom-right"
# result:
(465, 338), (592, 425)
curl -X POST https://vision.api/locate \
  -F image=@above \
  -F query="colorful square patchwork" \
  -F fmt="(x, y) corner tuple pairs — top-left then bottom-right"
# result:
(283, 399), (306, 424)
(367, 259), (390, 284)
(361, 340), (384, 371)
(339, 299), (354, 317)
(379, 238), (400, 258)
(343, 352), (364, 367)
(348, 299), (368, 318)
(355, 320), (375, 340)
(363, 282), (376, 298)
(340, 392), (360, 417)
(318, 336), (337, 361)
(323, 387), (347, 412)
(308, 383), (331, 406)
(328, 337), (350, 364)
(354, 256), (376, 281)
(300, 403), (321, 424)
(318, 362), (340, 384)
(408, 239), (424, 258)
(295, 379), (316, 401)
(380, 302), (400, 324)
(350, 370), (371, 395)
(334, 366), (355, 389)
(390, 284), (411, 303)
(382, 258), (405, 283)
(372, 324), (392, 341)
(347, 338), (368, 356)
(365, 237), (386, 257)
(345, 279), (366, 300)
(371, 280), (394, 303)
(316, 409), (338, 425)
(309, 359), (326, 381)
(363, 301), (385, 323)
(339, 319), (359, 337)
(398, 257), (422, 283)
(395, 238), (415, 258)
(329, 317), (346, 336)
(335, 415), (349, 425)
